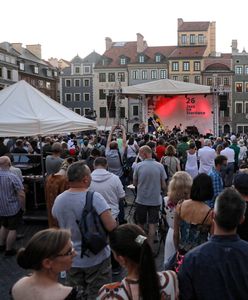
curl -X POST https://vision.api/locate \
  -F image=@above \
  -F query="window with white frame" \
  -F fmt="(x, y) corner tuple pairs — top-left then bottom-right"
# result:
(172, 62), (179, 71)
(84, 79), (90, 86)
(65, 79), (71, 87)
(74, 79), (80, 87)
(47, 69), (52, 77)
(198, 34), (204, 44)
(108, 73), (115, 82)
(75, 66), (80, 74)
(120, 58), (126, 65)
(235, 65), (243, 75)
(236, 82), (243, 92)
(139, 55), (145, 63)
(99, 73), (106, 82)
(54, 71), (58, 77)
(19, 62), (25, 71)
(183, 62), (190, 71)
(194, 61), (201, 71)
(235, 101), (243, 113)
(172, 75), (178, 81)
(84, 66), (90, 74)
(65, 93), (72, 101)
(74, 108), (81, 115)
(155, 55), (161, 63)
(84, 93), (90, 101)
(132, 105), (139, 116)
(5, 56), (10, 63)
(141, 70), (147, 80)
(237, 124), (248, 134)
(151, 70), (157, 79)
(190, 34), (196, 44)
(194, 76), (201, 84)
(245, 66), (248, 74)
(118, 72), (125, 82)
(160, 69), (167, 79)
(216, 77), (222, 86)
(34, 66), (39, 74)
(74, 93), (81, 101)
(132, 70), (138, 80)
(181, 34), (187, 45)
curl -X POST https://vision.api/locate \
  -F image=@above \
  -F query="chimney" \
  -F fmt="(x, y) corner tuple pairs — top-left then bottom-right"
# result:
(178, 18), (184, 29)
(137, 33), (147, 53)
(26, 44), (42, 59)
(11, 43), (23, 53)
(105, 37), (112, 51)
(48, 57), (59, 68)
(231, 39), (238, 53)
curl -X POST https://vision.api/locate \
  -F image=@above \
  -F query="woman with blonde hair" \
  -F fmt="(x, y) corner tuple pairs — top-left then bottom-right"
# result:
(163, 171), (193, 266)
(11, 228), (81, 300)
(160, 145), (181, 182)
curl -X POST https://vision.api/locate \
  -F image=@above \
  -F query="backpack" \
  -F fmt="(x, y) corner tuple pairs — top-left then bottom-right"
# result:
(81, 147), (91, 159)
(77, 191), (107, 257)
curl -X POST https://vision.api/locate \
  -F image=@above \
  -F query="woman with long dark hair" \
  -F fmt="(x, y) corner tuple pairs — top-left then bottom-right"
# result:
(98, 224), (178, 300)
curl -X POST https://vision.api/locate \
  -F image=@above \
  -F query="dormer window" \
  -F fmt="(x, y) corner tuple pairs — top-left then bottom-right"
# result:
(120, 57), (126, 65)
(155, 55), (161, 63)
(139, 55), (145, 63)
(34, 66), (39, 74)
(19, 62), (25, 71)
(198, 34), (204, 44)
(75, 66), (80, 74)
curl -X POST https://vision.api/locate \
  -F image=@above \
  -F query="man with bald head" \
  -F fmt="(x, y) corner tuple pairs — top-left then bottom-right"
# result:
(133, 145), (167, 250)
(0, 156), (25, 256)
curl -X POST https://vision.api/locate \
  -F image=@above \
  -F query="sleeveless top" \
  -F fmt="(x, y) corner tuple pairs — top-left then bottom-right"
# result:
(97, 271), (178, 300)
(185, 152), (198, 178)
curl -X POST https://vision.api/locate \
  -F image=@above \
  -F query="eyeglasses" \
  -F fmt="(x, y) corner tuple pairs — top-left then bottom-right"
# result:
(56, 246), (75, 257)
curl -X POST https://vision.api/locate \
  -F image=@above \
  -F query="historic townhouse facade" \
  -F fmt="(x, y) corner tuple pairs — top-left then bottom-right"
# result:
(231, 40), (248, 134)
(202, 54), (233, 134)
(0, 45), (18, 90)
(60, 52), (101, 119)
(0, 42), (59, 100)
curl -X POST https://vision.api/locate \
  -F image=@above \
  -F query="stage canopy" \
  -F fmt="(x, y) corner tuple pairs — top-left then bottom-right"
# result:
(122, 78), (211, 96)
(0, 80), (96, 137)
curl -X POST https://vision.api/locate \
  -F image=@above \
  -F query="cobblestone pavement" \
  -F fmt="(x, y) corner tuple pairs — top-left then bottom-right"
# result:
(0, 189), (165, 299)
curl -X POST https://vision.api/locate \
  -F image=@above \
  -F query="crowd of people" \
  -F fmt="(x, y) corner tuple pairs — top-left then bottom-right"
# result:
(1, 127), (248, 299)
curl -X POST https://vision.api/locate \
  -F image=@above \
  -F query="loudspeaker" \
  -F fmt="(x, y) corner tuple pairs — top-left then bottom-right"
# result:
(219, 94), (227, 111)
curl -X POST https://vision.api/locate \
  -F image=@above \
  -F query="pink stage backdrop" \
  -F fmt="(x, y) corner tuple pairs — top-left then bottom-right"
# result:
(147, 94), (213, 134)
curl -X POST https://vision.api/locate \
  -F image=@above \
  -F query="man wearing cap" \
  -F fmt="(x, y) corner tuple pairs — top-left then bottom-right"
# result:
(179, 188), (248, 300)
(234, 173), (248, 241)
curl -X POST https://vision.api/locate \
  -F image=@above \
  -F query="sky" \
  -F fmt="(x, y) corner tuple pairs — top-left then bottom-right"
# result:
(2, 0), (248, 61)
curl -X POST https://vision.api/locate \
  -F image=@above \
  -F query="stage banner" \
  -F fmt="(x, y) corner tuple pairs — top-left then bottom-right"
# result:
(146, 94), (213, 135)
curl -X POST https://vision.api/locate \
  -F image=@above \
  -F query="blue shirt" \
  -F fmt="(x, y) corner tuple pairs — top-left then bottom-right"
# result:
(178, 235), (248, 300)
(208, 167), (223, 207)
(0, 170), (23, 216)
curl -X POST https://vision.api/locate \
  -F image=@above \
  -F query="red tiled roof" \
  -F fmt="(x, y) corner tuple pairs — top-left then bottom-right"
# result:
(169, 46), (207, 58)
(178, 21), (210, 32)
(144, 46), (176, 57)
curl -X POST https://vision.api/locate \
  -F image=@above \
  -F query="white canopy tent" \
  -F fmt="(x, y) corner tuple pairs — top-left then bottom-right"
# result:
(122, 78), (211, 95)
(0, 80), (96, 137)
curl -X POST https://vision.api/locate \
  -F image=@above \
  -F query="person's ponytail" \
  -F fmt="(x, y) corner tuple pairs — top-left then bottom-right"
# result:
(138, 241), (160, 300)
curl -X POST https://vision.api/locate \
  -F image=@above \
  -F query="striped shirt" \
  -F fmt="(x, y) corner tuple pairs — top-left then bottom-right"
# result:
(0, 170), (23, 216)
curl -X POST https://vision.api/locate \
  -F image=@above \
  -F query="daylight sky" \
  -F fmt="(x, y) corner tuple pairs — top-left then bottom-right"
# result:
(2, 0), (248, 61)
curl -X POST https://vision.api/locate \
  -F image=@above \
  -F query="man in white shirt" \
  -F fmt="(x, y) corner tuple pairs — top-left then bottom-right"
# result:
(198, 139), (216, 174)
(220, 142), (235, 187)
